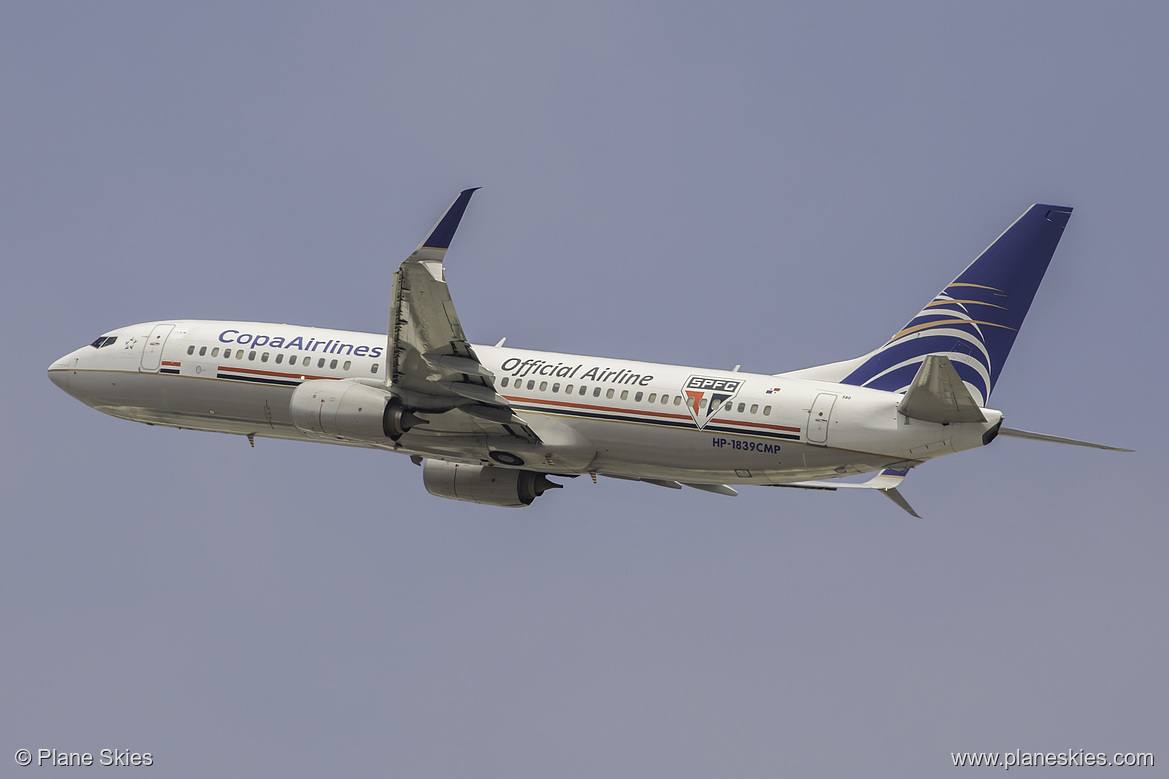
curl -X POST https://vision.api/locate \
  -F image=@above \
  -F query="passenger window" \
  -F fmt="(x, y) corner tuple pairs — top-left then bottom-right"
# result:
(579, 386), (587, 396)
(371, 363), (379, 374)
(539, 381), (547, 392)
(724, 402), (732, 411)
(261, 353), (269, 363)
(672, 396), (680, 405)
(565, 384), (573, 394)
(605, 388), (614, 399)
(212, 347), (220, 357)
(750, 404), (759, 414)
(593, 387), (602, 397)
(648, 393), (657, 403)
(199, 346), (207, 356)
(737, 402), (745, 413)
(527, 380), (535, 390)
(187, 345), (195, 355)
(275, 354), (283, 364)
(343, 361), (351, 371)
(328, 359), (336, 369)
(500, 377), (509, 387)
(763, 405), (771, 416)
(699, 398), (708, 409)
(552, 383), (560, 393)
(316, 358), (324, 368)
(248, 351), (256, 361)
(223, 349), (232, 358)
(635, 392), (643, 402)
(620, 390), (628, 401)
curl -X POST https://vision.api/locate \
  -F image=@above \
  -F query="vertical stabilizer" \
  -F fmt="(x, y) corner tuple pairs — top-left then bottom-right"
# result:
(835, 204), (1072, 405)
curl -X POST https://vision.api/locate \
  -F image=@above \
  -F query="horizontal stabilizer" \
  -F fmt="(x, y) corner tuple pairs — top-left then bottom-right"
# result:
(774, 468), (921, 517)
(998, 427), (1132, 452)
(898, 354), (986, 424)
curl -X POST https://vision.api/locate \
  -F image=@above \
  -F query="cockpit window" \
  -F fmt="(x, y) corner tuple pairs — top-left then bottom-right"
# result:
(89, 336), (117, 348)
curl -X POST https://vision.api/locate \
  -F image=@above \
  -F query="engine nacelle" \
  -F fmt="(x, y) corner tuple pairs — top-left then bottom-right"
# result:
(421, 460), (561, 507)
(289, 380), (424, 441)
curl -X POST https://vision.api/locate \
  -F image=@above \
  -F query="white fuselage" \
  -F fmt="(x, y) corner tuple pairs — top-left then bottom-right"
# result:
(48, 319), (1002, 486)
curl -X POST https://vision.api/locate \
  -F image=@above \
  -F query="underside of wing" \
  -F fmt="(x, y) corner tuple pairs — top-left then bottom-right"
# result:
(387, 189), (540, 446)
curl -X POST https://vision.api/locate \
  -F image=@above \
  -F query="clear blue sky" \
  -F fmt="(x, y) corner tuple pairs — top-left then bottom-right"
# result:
(3, 3), (1166, 776)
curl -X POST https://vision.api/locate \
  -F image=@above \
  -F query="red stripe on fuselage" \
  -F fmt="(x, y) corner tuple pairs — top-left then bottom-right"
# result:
(217, 365), (337, 382)
(503, 394), (800, 433)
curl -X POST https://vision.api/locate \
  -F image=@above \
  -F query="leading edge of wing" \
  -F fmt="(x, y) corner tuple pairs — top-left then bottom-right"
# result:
(389, 189), (540, 444)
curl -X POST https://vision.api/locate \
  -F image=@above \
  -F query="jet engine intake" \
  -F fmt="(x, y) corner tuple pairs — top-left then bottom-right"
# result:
(421, 460), (561, 507)
(289, 380), (425, 441)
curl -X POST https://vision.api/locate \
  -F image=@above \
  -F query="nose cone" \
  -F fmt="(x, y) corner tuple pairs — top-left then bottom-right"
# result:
(48, 354), (77, 393)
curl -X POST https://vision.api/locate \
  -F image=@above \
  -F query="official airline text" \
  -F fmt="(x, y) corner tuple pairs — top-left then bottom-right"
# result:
(501, 357), (654, 386)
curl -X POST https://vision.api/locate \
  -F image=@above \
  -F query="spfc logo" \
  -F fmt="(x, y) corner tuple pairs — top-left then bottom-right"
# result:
(682, 375), (743, 429)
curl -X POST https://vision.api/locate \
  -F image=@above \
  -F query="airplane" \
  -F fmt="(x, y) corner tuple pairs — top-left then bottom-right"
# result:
(48, 190), (1129, 515)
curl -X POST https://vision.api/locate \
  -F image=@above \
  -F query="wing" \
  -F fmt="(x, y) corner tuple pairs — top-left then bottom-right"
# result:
(387, 189), (539, 444)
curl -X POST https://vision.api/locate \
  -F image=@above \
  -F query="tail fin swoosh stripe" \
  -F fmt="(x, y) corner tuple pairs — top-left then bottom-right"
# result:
(925, 299), (1008, 310)
(853, 332), (993, 396)
(947, 282), (1004, 291)
(890, 318), (1016, 340)
(860, 346), (992, 388)
(840, 204), (1072, 401)
(857, 357), (992, 407)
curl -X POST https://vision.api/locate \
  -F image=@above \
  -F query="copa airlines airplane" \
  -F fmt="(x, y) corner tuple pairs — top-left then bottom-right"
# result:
(48, 190), (1128, 514)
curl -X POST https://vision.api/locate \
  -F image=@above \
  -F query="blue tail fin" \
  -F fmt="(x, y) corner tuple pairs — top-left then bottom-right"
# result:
(839, 204), (1073, 406)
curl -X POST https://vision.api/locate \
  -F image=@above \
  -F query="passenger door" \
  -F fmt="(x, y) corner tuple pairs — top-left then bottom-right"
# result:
(139, 324), (175, 373)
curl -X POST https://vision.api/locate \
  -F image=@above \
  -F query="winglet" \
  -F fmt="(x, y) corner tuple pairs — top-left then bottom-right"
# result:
(408, 188), (480, 262)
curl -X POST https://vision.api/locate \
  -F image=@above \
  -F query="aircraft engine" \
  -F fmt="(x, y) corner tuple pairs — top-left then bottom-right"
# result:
(289, 380), (425, 441)
(421, 460), (561, 507)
